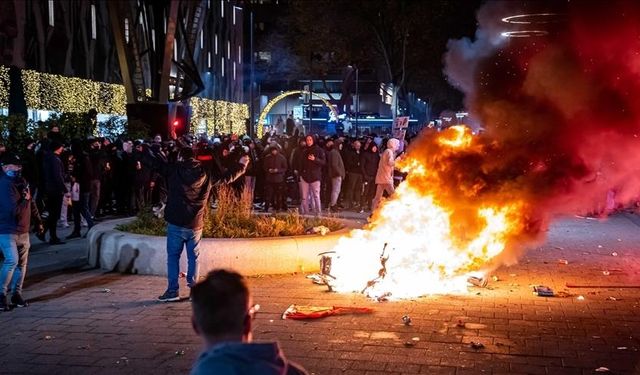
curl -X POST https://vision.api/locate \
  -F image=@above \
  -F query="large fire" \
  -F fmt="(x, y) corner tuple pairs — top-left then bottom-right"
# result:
(329, 126), (529, 299)
(327, 0), (640, 299)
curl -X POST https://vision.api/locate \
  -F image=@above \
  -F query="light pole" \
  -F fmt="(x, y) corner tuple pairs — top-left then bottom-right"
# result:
(355, 67), (359, 137)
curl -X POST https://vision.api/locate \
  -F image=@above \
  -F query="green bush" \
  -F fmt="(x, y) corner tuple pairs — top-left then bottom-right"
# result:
(117, 185), (344, 238)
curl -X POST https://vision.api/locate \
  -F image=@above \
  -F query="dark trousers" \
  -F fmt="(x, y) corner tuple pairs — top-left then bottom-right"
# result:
(46, 193), (64, 241)
(361, 177), (376, 209)
(343, 172), (363, 208)
(72, 193), (94, 233)
(264, 182), (285, 211)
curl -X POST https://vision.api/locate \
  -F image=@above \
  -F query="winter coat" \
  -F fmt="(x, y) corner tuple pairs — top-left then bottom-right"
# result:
(158, 158), (211, 230)
(191, 342), (308, 375)
(375, 138), (399, 185)
(326, 148), (345, 179)
(343, 148), (363, 175)
(361, 150), (380, 179)
(0, 173), (39, 234)
(43, 152), (67, 194)
(295, 144), (326, 183)
(263, 151), (288, 184)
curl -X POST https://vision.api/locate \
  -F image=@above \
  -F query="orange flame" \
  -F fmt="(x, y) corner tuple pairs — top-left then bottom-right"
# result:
(329, 126), (528, 299)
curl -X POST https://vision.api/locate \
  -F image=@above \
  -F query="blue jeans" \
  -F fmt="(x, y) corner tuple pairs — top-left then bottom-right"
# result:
(0, 233), (30, 296)
(166, 224), (202, 293)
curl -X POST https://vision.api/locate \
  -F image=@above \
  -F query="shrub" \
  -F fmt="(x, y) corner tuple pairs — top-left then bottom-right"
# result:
(117, 185), (344, 238)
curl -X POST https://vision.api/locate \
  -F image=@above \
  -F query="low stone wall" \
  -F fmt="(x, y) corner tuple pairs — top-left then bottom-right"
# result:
(87, 217), (362, 276)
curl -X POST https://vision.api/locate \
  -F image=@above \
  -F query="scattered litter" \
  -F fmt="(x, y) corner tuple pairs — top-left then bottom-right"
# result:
(617, 346), (628, 350)
(306, 273), (327, 285)
(404, 341), (416, 348)
(269, 319), (274, 323)
(376, 293), (392, 302)
(306, 226), (330, 236)
(102, 288), (111, 293)
(592, 336), (601, 339)
(533, 285), (554, 297)
(467, 276), (488, 288)
(116, 356), (129, 365)
(617, 239), (622, 242)
(44, 335), (53, 340)
(491, 275), (499, 282)
(77, 345), (90, 350)
(598, 245), (603, 249)
(553, 246), (564, 250)
(595, 367), (610, 372)
(577, 295), (585, 301)
(557, 259), (569, 265)
(509, 274), (517, 277)
(608, 297), (618, 301)
(175, 350), (185, 356)
(282, 305), (373, 320)
(611, 252), (618, 257)
(179, 271), (186, 278)
(402, 315), (412, 326)
(602, 271), (611, 276)
(470, 342), (485, 350)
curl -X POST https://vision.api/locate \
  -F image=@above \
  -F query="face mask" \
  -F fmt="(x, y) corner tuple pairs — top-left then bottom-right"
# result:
(6, 170), (20, 178)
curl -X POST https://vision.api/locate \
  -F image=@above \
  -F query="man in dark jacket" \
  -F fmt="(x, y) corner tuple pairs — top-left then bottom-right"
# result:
(0, 153), (43, 310)
(342, 140), (364, 210)
(157, 146), (247, 302)
(156, 147), (211, 302)
(360, 143), (380, 211)
(293, 135), (326, 215)
(42, 141), (67, 245)
(262, 146), (287, 212)
(190, 269), (308, 375)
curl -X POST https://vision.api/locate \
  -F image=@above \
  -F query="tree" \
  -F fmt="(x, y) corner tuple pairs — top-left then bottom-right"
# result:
(284, 0), (481, 117)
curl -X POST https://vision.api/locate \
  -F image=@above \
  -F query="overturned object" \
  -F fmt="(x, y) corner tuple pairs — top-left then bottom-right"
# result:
(533, 285), (554, 297)
(282, 304), (374, 320)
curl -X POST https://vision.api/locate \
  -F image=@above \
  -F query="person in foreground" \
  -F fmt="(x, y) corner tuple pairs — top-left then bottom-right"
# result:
(190, 269), (308, 375)
(0, 153), (43, 310)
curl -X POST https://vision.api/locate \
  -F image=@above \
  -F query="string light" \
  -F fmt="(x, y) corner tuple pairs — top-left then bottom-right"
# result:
(190, 97), (248, 135)
(257, 90), (338, 137)
(21, 69), (126, 115)
(0, 66), (9, 109)
(3, 67), (247, 135)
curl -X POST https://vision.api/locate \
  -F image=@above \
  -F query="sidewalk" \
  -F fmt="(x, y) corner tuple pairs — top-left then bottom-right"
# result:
(0, 215), (638, 374)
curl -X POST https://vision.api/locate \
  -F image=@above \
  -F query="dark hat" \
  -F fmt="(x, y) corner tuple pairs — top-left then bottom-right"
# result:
(50, 140), (64, 151)
(0, 153), (23, 166)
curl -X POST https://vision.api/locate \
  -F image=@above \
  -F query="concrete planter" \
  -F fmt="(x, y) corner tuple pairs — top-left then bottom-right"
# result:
(87, 217), (362, 276)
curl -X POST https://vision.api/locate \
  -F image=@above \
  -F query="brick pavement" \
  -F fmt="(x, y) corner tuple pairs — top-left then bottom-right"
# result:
(0, 215), (639, 374)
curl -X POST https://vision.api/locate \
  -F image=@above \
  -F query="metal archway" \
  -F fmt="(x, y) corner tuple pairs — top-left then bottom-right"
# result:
(257, 90), (338, 137)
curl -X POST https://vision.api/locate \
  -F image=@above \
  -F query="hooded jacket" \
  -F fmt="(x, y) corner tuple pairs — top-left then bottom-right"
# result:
(191, 342), (308, 375)
(375, 138), (399, 185)
(163, 158), (211, 230)
(295, 144), (326, 183)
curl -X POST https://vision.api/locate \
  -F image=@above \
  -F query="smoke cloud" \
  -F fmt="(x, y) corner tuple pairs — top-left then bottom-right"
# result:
(428, 0), (640, 238)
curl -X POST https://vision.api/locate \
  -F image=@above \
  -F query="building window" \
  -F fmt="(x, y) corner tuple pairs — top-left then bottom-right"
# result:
(124, 18), (130, 43)
(48, 0), (55, 26)
(91, 5), (96, 39)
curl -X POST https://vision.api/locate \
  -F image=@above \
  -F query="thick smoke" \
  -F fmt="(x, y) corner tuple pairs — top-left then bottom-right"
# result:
(423, 0), (640, 238)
